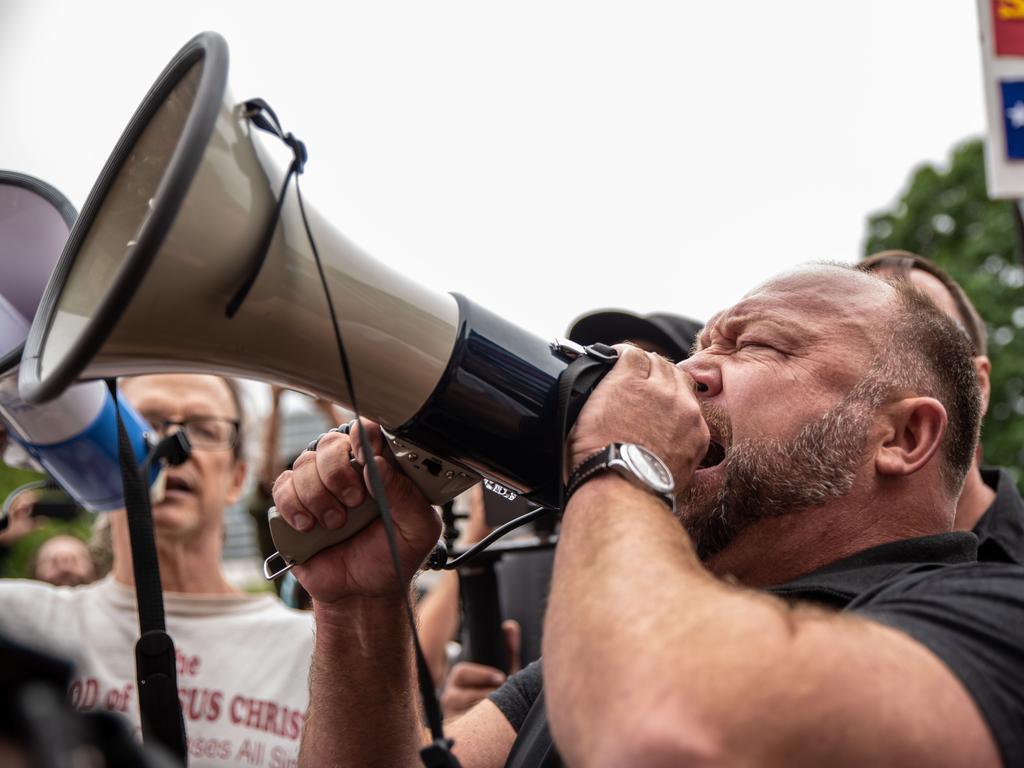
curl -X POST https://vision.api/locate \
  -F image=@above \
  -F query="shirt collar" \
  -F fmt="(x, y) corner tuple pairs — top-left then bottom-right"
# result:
(975, 467), (1024, 564)
(768, 532), (978, 608)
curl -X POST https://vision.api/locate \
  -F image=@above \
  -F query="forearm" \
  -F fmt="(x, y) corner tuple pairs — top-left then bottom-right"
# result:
(415, 571), (461, 685)
(302, 596), (425, 768)
(542, 478), (997, 767)
(543, 477), (795, 766)
(259, 393), (283, 487)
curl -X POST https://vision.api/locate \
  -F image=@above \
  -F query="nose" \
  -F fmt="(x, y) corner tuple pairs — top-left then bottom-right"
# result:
(148, 419), (183, 440)
(55, 551), (77, 569)
(678, 353), (722, 397)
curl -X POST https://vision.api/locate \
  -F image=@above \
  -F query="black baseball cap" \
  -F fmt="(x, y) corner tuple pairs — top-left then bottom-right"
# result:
(567, 310), (704, 362)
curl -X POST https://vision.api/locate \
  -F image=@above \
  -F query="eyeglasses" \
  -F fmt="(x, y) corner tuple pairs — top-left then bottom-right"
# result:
(141, 414), (239, 451)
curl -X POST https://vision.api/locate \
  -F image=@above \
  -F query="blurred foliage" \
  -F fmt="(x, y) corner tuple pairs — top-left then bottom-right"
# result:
(0, 462), (91, 578)
(0, 462), (43, 501)
(865, 138), (1024, 489)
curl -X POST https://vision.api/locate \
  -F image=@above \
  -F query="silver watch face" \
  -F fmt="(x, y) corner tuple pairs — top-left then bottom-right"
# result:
(621, 444), (674, 494)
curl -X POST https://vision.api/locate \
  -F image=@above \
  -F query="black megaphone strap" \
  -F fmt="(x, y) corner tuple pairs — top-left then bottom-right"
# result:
(107, 379), (188, 764)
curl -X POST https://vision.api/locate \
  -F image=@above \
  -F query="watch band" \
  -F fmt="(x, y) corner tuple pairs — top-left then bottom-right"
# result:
(565, 445), (617, 501)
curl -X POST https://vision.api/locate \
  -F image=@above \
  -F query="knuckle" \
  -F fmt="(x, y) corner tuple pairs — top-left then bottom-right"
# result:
(318, 459), (353, 493)
(270, 471), (293, 501)
(273, 487), (299, 518)
(292, 451), (316, 470)
(294, 482), (332, 513)
(317, 430), (350, 452)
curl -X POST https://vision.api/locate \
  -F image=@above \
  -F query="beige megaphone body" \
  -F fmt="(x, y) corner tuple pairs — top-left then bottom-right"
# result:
(19, 32), (598, 572)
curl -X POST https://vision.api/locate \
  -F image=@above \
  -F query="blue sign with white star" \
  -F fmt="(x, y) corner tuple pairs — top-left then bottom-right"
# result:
(1001, 81), (1024, 159)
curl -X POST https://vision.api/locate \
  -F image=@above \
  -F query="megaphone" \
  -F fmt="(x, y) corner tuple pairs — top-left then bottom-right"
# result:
(0, 171), (158, 511)
(19, 32), (609, 566)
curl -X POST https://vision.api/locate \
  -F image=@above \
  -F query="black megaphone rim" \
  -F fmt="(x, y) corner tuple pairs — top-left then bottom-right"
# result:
(18, 31), (229, 403)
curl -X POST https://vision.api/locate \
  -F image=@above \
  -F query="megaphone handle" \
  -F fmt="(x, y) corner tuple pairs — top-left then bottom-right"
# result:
(264, 440), (481, 579)
(265, 500), (380, 577)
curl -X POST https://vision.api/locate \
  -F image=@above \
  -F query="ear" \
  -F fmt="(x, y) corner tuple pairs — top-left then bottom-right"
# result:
(224, 459), (249, 505)
(974, 355), (991, 416)
(875, 397), (947, 478)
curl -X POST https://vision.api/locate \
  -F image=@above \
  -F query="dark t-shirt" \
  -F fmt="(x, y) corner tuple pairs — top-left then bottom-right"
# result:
(976, 467), (1024, 565)
(490, 533), (1024, 767)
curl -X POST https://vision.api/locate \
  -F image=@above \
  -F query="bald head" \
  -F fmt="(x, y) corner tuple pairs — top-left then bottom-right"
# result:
(719, 264), (980, 491)
(760, 264), (980, 494)
(751, 265), (894, 339)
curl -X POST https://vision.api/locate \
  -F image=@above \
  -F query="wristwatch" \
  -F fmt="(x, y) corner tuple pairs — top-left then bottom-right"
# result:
(565, 443), (675, 511)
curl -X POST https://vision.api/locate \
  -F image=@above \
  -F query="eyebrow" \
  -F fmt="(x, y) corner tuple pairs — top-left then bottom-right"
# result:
(695, 307), (808, 353)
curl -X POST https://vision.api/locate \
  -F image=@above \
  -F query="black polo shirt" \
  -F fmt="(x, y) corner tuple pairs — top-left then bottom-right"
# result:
(492, 533), (1024, 767)
(976, 467), (1024, 565)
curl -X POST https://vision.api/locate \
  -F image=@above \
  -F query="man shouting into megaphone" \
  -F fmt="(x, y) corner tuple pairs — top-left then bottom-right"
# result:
(273, 265), (1024, 767)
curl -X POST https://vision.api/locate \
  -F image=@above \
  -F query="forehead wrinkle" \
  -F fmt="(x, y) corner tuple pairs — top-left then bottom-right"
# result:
(711, 276), (890, 370)
(713, 296), (824, 352)
(124, 377), (237, 421)
(765, 272), (892, 364)
(698, 267), (896, 360)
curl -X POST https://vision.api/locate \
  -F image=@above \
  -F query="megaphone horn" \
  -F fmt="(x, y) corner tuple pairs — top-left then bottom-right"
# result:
(20, 32), (607, 562)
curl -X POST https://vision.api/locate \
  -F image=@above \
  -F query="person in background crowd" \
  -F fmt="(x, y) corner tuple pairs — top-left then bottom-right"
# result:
(860, 250), (1024, 564)
(0, 374), (313, 768)
(275, 264), (1024, 767)
(0, 476), (44, 574)
(415, 485), (522, 717)
(29, 533), (96, 587)
(567, 309), (703, 362)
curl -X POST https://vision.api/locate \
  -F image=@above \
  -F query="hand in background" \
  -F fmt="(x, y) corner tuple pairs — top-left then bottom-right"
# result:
(0, 491), (42, 547)
(441, 619), (521, 719)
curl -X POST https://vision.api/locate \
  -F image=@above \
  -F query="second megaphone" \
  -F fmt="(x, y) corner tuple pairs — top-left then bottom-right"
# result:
(18, 32), (608, 565)
(0, 171), (157, 512)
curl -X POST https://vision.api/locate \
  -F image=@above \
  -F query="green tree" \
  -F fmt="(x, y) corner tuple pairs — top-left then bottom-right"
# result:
(0, 462), (91, 578)
(865, 138), (1024, 488)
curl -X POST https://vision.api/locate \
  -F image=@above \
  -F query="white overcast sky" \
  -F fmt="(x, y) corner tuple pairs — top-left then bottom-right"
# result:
(0, 1), (988, 340)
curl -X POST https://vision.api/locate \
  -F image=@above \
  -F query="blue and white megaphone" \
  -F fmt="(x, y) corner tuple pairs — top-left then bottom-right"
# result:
(0, 171), (158, 512)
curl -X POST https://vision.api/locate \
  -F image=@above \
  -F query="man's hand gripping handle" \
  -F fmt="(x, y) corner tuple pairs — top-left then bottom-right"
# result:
(264, 428), (479, 579)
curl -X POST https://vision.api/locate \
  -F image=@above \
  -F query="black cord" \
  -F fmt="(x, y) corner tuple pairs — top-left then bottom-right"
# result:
(439, 507), (553, 570)
(298, 174), (455, 760)
(225, 98), (308, 319)
(242, 101), (460, 767)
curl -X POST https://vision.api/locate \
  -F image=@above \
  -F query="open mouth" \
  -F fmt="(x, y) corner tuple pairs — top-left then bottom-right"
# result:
(164, 474), (194, 494)
(698, 440), (726, 470)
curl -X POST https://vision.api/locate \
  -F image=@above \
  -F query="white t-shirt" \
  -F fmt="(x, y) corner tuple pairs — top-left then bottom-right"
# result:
(0, 576), (314, 768)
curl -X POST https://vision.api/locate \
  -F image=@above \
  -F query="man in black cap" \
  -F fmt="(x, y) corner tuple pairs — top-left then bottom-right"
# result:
(567, 310), (703, 362)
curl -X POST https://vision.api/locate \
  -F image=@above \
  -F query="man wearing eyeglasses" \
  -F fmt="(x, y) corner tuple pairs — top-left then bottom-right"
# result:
(0, 374), (314, 768)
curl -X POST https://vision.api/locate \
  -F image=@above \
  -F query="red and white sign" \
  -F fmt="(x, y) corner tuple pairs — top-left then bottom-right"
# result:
(978, 0), (1024, 196)
(993, 0), (1024, 56)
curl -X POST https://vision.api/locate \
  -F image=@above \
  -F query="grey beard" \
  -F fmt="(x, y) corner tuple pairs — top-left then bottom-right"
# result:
(679, 395), (875, 561)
